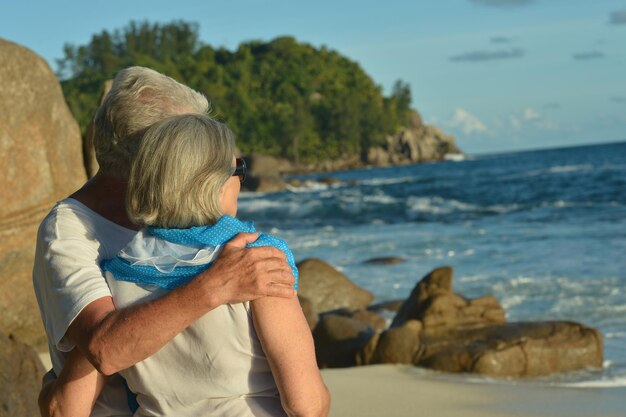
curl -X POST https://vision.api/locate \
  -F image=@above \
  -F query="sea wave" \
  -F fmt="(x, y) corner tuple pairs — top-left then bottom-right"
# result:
(360, 176), (416, 187)
(501, 164), (595, 180)
(405, 196), (521, 218)
(239, 197), (323, 218)
(555, 377), (626, 388)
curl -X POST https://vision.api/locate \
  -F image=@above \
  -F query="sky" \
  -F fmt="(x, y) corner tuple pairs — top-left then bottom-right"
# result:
(2, 0), (625, 154)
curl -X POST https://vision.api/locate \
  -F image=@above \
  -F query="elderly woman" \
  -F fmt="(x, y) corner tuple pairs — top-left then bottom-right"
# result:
(35, 67), (297, 417)
(50, 113), (330, 417)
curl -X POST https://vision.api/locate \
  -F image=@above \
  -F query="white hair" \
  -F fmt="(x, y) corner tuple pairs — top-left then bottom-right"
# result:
(93, 66), (210, 178)
(127, 114), (236, 228)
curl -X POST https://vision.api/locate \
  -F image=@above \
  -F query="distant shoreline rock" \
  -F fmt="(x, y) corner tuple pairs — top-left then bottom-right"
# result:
(241, 117), (463, 193)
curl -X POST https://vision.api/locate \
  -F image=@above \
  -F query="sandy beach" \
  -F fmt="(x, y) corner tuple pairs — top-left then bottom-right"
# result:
(39, 353), (624, 416)
(321, 364), (625, 417)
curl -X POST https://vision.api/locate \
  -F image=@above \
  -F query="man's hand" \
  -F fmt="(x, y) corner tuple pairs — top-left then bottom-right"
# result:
(200, 232), (296, 306)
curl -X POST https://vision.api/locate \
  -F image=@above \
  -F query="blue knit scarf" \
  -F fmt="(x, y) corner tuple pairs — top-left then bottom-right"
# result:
(102, 215), (298, 290)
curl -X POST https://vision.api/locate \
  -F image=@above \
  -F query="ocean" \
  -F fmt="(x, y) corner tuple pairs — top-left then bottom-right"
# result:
(237, 140), (626, 386)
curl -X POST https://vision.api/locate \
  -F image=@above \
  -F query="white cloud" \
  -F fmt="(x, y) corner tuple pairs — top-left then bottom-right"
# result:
(510, 115), (522, 129)
(446, 108), (488, 135)
(509, 107), (558, 130)
(522, 107), (540, 121)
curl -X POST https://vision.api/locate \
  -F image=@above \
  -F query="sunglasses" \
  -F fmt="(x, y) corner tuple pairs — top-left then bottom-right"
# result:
(232, 158), (247, 183)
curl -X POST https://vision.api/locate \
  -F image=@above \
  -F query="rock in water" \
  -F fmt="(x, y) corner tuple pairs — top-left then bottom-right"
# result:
(391, 267), (506, 333)
(313, 314), (374, 368)
(363, 256), (405, 265)
(297, 258), (374, 312)
(368, 320), (423, 365)
(0, 332), (45, 417)
(390, 267), (603, 377)
(0, 39), (86, 348)
(417, 321), (603, 377)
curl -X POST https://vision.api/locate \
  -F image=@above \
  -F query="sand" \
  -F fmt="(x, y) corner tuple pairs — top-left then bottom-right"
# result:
(39, 354), (624, 416)
(321, 365), (625, 417)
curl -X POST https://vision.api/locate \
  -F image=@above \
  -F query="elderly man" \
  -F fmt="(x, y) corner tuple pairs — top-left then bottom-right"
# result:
(33, 66), (295, 416)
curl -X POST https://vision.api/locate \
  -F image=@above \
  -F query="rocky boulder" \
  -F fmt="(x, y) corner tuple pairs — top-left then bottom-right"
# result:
(0, 332), (45, 417)
(417, 321), (603, 377)
(391, 267), (506, 334)
(365, 112), (462, 167)
(0, 39), (87, 348)
(301, 264), (603, 378)
(363, 256), (405, 265)
(367, 320), (422, 365)
(326, 308), (387, 332)
(313, 314), (375, 368)
(241, 153), (291, 192)
(297, 258), (374, 312)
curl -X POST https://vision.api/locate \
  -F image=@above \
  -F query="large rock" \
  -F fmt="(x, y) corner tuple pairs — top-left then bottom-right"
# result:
(389, 267), (603, 377)
(327, 308), (387, 332)
(241, 153), (291, 192)
(313, 314), (375, 368)
(366, 118), (462, 166)
(368, 320), (422, 365)
(391, 267), (505, 334)
(297, 258), (374, 313)
(417, 321), (603, 377)
(0, 39), (87, 347)
(0, 332), (45, 417)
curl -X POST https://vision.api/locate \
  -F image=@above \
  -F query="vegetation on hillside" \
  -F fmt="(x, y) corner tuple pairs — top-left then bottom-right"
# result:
(58, 21), (413, 163)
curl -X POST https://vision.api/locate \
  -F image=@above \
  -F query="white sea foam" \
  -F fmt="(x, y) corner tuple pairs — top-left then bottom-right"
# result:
(290, 238), (340, 250)
(548, 164), (594, 174)
(360, 176), (414, 187)
(363, 194), (400, 204)
(285, 182), (329, 192)
(502, 164), (595, 180)
(556, 377), (626, 388)
(405, 196), (520, 216)
(500, 295), (527, 309)
(444, 153), (467, 162)
(405, 196), (476, 215)
(457, 274), (491, 283)
(239, 198), (322, 218)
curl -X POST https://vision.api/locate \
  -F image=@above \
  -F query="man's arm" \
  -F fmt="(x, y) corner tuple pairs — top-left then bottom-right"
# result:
(68, 232), (295, 375)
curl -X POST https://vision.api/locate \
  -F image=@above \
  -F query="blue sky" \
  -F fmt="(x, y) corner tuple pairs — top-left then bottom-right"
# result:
(2, 0), (625, 154)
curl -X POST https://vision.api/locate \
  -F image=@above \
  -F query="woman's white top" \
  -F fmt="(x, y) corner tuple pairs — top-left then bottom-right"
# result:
(105, 230), (286, 417)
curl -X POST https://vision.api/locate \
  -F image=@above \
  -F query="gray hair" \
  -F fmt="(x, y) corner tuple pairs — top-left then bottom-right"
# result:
(127, 114), (236, 229)
(93, 66), (210, 178)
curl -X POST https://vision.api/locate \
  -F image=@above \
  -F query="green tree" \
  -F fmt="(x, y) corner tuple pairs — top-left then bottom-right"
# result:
(58, 21), (414, 164)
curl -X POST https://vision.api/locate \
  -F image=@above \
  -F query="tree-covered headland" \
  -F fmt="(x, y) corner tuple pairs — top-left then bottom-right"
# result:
(59, 21), (415, 164)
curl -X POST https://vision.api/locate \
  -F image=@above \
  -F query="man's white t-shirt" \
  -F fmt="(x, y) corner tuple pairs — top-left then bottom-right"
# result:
(33, 198), (136, 417)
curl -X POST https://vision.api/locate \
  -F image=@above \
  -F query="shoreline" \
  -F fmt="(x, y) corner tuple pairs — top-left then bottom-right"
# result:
(321, 364), (625, 417)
